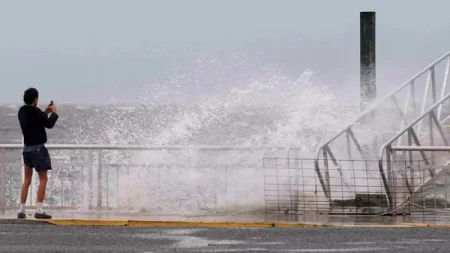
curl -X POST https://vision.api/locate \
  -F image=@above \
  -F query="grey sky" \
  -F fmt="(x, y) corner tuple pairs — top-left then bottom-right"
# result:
(1, 0), (450, 104)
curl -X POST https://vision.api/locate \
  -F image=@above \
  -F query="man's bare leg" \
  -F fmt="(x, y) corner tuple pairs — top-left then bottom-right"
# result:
(18, 165), (33, 218)
(34, 170), (51, 219)
(37, 171), (48, 203)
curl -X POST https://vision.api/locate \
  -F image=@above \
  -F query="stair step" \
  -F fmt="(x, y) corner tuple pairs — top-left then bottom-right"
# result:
(329, 193), (389, 214)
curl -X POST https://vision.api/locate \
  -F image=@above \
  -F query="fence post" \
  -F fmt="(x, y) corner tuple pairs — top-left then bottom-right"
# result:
(292, 149), (300, 212)
(87, 150), (93, 210)
(385, 146), (395, 213)
(0, 149), (5, 215)
(97, 150), (103, 210)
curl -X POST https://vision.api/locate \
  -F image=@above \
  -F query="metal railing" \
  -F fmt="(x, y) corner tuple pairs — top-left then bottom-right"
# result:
(378, 91), (450, 211)
(264, 157), (450, 215)
(315, 51), (450, 201)
(0, 144), (298, 214)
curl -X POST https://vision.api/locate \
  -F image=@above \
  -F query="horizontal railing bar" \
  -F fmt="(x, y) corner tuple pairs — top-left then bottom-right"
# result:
(5, 205), (78, 210)
(379, 92), (450, 160)
(316, 51), (450, 160)
(391, 146), (450, 152)
(1, 164), (262, 169)
(0, 144), (300, 151)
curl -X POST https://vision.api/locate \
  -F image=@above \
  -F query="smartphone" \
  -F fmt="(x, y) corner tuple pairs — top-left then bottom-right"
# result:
(49, 100), (54, 106)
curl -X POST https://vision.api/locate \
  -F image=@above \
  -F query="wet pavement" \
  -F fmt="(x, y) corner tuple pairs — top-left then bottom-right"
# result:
(1, 224), (450, 252)
(3, 210), (450, 226)
(2, 211), (450, 252)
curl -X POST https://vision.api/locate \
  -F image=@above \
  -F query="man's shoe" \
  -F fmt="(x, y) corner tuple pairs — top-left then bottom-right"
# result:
(17, 212), (26, 219)
(34, 212), (52, 219)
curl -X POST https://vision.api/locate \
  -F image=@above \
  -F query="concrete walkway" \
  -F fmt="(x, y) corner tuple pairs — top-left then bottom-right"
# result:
(3, 210), (450, 227)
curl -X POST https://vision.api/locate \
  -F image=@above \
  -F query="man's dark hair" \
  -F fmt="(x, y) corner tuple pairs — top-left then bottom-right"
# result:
(23, 88), (39, 105)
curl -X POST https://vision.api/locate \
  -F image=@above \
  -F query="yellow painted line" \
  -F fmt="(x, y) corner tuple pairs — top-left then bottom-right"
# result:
(129, 221), (326, 228)
(336, 224), (413, 228)
(128, 220), (275, 228)
(30, 219), (327, 228)
(273, 222), (325, 228)
(26, 219), (450, 228)
(402, 223), (450, 228)
(44, 219), (129, 226)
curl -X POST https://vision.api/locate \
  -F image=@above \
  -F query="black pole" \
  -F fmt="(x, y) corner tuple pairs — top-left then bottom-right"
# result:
(360, 11), (376, 111)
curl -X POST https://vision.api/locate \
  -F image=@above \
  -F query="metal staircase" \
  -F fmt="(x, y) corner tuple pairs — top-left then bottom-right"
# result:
(379, 90), (450, 213)
(314, 51), (450, 214)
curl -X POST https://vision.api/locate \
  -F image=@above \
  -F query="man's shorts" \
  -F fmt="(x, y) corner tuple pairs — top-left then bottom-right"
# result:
(22, 145), (52, 172)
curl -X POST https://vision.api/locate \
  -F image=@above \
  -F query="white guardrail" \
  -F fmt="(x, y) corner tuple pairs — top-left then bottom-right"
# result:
(0, 144), (298, 151)
(0, 144), (299, 214)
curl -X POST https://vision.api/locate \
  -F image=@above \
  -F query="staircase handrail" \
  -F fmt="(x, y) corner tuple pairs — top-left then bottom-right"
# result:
(377, 91), (450, 210)
(314, 51), (450, 200)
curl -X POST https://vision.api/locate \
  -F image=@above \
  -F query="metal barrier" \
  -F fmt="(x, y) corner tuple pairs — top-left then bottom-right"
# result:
(379, 91), (450, 211)
(0, 144), (297, 214)
(315, 51), (450, 201)
(264, 157), (450, 215)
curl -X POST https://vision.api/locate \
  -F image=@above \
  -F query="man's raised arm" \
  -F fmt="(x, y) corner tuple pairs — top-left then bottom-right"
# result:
(39, 108), (58, 129)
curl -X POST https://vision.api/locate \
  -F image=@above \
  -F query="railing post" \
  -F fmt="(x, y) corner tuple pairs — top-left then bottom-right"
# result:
(429, 112), (436, 173)
(322, 148), (330, 197)
(431, 67), (437, 104)
(346, 130), (352, 160)
(87, 150), (93, 210)
(407, 129), (414, 192)
(385, 146), (396, 213)
(97, 150), (103, 210)
(410, 81), (417, 116)
(0, 149), (5, 215)
(314, 159), (330, 200)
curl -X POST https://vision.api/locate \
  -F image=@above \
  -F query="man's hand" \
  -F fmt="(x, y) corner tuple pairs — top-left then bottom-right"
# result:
(46, 104), (57, 114)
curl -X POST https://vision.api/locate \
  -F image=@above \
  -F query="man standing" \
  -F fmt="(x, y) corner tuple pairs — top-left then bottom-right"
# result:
(17, 88), (58, 219)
